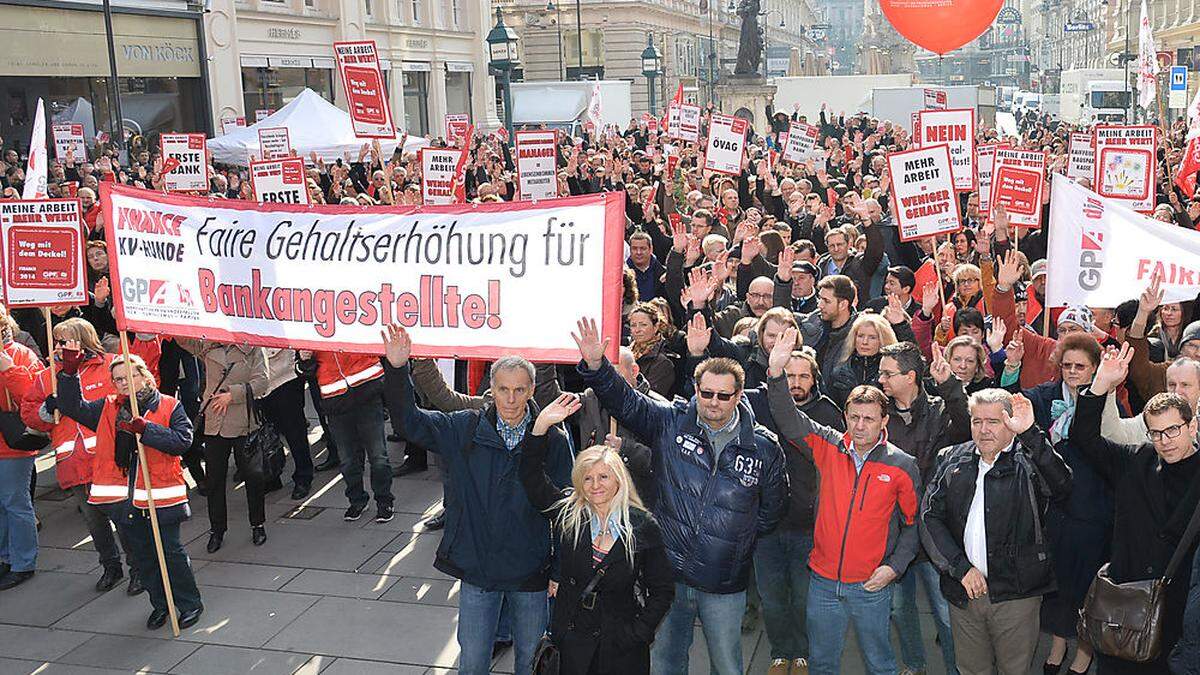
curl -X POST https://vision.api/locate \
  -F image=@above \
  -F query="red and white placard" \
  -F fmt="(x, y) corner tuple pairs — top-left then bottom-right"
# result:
(51, 123), (86, 162)
(782, 121), (820, 164)
(924, 89), (947, 109)
(916, 108), (976, 191)
(444, 114), (470, 147)
(1067, 132), (1094, 183)
(667, 103), (702, 143)
(886, 144), (961, 242)
(254, 109), (273, 123)
(0, 199), (86, 307)
(704, 114), (748, 176)
(991, 148), (1046, 228)
(159, 133), (209, 193)
(250, 157), (310, 205)
(1093, 125), (1157, 213)
(334, 40), (395, 139)
(515, 130), (558, 201)
(976, 143), (1007, 217)
(257, 127), (292, 162)
(420, 147), (467, 205)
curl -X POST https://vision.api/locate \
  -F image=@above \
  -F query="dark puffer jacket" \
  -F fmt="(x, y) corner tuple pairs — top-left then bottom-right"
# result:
(828, 352), (883, 408)
(580, 358), (789, 594)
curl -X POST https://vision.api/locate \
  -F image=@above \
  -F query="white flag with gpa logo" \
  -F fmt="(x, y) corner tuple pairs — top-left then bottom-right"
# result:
(1046, 174), (1200, 309)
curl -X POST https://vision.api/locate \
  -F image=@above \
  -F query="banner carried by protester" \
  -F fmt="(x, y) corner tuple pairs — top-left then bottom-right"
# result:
(1093, 124), (1156, 212)
(159, 133), (208, 193)
(257, 127), (291, 161)
(976, 143), (1007, 217)
(420, 147), (467, 206)
(666, 103), (701, 143)
(444, 114), (469, 147)
(52, 123), (86, 163)
(704, 114), (748, 176)
(0, 199), (86, 307)
(333, 40), (395, 139)
(886, 144), (961, 242)
(254, 109), (272, 123)
(250, 157), (310, 205)
(990, 148), (1046, 228)
(916, 108), (975, 191)
(99, 183), (624, 362)
(1067, 132), (1094, 183)
(1047, 174), (1200, 310)
(782, 121), (820, 164)
(515, 130), (558, 201)
(23, 98), (47, 200)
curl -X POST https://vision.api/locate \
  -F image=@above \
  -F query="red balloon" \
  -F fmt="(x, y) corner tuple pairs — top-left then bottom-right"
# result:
(879, 0), (1004, 55)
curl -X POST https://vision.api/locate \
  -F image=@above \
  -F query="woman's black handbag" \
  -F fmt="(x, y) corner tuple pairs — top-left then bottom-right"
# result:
(244, 383), (286, 483)
(0, 410), (47, 451)
(532, 551), (619, 675)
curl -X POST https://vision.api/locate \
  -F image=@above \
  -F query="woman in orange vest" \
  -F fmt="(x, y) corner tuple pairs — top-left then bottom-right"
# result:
(0, 302), (44, 591)
(55, 343), (204, 630)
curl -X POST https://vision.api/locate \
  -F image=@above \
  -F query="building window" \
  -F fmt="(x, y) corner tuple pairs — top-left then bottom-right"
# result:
(403, 70), (429, 135)
(241, 66), (335, 118)
(445, 71), (471, 119)
(411, 0), (421, 24)
(364, 0), (373, 17)
(450, 0), (460, 28)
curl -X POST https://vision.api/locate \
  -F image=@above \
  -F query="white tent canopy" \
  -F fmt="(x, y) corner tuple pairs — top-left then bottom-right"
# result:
(207, 88), (427, 166)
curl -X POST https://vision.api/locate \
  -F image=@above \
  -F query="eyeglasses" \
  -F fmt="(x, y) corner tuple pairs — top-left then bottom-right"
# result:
(877, 370), (902, 380)
(747, 292), (773, 301)
(1147, 423), (1187, 442)
(698, 390), (736, 401)
(1060, 363), (1093, 372)
(956, 278), (980, 286)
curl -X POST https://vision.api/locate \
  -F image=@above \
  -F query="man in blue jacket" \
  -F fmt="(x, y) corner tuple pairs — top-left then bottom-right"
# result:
(572, 317), (788, 675)
(381, 324), (572, 675)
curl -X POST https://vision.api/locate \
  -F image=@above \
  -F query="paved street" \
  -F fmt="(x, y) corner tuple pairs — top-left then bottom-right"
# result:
(2, 427), (1054, 675)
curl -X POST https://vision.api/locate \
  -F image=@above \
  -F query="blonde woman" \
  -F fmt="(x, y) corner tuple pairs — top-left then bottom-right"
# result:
(829, 313), (897, 407)
(521, 394), (675, 675)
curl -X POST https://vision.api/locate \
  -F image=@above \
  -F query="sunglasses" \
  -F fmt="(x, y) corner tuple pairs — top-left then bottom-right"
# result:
(698, 389), (736, 401)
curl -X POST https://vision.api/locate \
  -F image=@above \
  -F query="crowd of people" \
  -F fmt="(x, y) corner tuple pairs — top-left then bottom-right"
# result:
(0, 98), (1199, 675)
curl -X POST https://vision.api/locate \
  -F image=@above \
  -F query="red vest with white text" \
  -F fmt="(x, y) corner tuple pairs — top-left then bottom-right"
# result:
(87, 394), (187, 509)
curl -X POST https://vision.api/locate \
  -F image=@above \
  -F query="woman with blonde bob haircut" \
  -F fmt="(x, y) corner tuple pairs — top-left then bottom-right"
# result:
(829, 313), (897, 407)
(520, 393), (676, 674)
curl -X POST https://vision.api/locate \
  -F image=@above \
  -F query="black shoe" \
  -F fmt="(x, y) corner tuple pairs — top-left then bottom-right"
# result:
(391, 456), (428, 478)
(1044, 661), (1064, 675)
(178, 606), (204, 629)
(344, 503), (367, 521)
(290, 483), (311, 500)
(146, 608), (169, 629)
(0, 562), (9, 578)
(492, 639), (513, 659)
(375, 505), (394, 523)
(314, 457), (340, 472)
(423, 510), (445, 531)
(0, 570), (33, 590)
(126, 573), (145, 596)
(95, 566), (124, 592)
(251, 526), (267, 546)
(206, 532), (224, 554)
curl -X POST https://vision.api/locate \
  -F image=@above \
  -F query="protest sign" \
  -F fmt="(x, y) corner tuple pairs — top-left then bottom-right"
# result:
(0, 199), (86, 307)
(924, 88), (947, 109)
(1093, 125), (1157, 212)
(1067, 132), (1094, 183)
(159, 133), (208, 193)
(704, 114), (748, 176)
(250, 157), (310, 205)
(257, 127), (291, 161)
(782, 121), (820, 164)
(51, 123), (86, 162)
(886, 144), (961, 242)
(1176, 135), (1200, 197)
(1047, 174), (1200, 309)
(667, 103), (701, 143)
(515, 130), (558, 201)
(916, 108), (976, 191)
(220, 117), (245, 135)
(255, 109), (272, 123)
(991, 148), (1046, 228)
(444, 114), (470, 146)
(334, 40), (395, 138)
(420, 147), (467, 205)
(99, 182), (624, 362)
(912, 112), (921, 142)
(976, 143), (1007, 217)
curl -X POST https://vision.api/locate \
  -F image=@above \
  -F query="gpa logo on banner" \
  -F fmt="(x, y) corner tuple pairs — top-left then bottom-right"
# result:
(122, 277), (195, 307)
(1078, 196), (1108, 290)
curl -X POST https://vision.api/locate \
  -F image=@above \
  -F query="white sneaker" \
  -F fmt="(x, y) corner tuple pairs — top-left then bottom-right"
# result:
(792, 658), (809, 675)
(768, 658), (790, 675)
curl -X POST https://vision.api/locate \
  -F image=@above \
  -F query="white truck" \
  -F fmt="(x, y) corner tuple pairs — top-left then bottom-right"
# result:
(1058, 69), (1130, 125)
(868, 85), (997, 129)
(772, 73), (916, 122)
(508, 80), (632, 136)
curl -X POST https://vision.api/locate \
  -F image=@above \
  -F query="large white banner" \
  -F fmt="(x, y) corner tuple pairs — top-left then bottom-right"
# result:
(420, 147), (466, 205)
(782, 121), (820, 164)
(704, 114), (748, 176)
(250, 157), (310, 205)
(1067, 132), (1094, 183)
(99, 183), (624, 361)
(1093, 125), (1156, 213)
(886, 144), (961, 242)
(1047, 174), (1200, 309)
(0, 199), (86, 307)
(515, 130), (558, 201)
(52, 123), (86, 163)
(916, 108), (975, 191)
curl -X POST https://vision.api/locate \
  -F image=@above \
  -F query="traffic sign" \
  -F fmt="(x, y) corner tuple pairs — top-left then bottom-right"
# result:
(1169, 65), (1188, 109)
(1064, 22), (1095, 32)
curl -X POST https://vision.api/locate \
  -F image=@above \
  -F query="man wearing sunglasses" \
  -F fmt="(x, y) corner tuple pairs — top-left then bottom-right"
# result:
(573, 317), (787, 675)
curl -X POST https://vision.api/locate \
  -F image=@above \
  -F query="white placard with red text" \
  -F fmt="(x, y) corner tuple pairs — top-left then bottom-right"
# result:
(444, 114), (470, 146)
(886, 144), (961, 242)
(515, 130), (558, 201)
(250, 157), (310, 205)
(704, 114), (748, 176)
(420, 147), (466, 206)
(220, 117), (246, 135)
(99, 182), (625, 362)
(782, 121), (820, 164)
(1093, 125), (1157, 213)
(334, 40), (395, 139)
(976, 143), (1007, 218)
(1067, 132), (1094, 183)
(667, 103), (701, 143)
(991, 148), (1046, 228)
(257, 127), (292, 161)
(916, 108), (976, 191)
(924, 89), (947, 109)
(159, 133), (209, 193)
(0, 199), (87, 307)
(51, 123), (86, 162)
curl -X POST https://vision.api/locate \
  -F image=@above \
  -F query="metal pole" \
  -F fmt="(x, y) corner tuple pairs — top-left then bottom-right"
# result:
(556, 7), (564, 80)
(648, 74), (656, 115)
(502, 69), (514, 141)
(1125, 0), (1132, 123)
(102, 0), (126, 158)
(575, 0), (584, 80)
(708, 3), (715, 105)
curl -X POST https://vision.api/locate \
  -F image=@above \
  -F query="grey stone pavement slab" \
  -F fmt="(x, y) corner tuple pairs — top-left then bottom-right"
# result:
(4, 436), (1069, 675)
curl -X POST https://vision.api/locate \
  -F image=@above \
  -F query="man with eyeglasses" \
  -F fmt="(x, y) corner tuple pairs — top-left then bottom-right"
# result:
(573, 317), (788, 675)
(1071, 343), (1200, 675)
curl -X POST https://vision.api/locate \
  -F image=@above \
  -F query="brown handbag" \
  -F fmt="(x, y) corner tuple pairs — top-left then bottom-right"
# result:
(1077, 500), (1200, 663)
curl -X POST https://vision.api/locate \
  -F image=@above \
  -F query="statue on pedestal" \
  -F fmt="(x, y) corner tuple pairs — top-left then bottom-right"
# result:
(733, 0), (763, 76)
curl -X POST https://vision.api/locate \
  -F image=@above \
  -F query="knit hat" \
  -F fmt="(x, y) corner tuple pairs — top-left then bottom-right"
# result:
(1057, 304), (1095, 333)
(1030, 259), (1047, 279)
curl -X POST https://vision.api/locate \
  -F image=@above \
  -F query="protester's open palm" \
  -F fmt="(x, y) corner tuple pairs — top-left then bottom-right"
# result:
(1092, 343), (1133, 393)
(1003, 394), (1035, 434)
(381, 323), (412, 367)
(534, 393), (581, 434)
(572, 317), (608, 369)
(768, 327), (798, 377)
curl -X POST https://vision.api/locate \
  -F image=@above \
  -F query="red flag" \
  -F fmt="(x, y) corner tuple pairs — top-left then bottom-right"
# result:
(672, 83), (684, 106)
(1026, 290), (1043, 327)
(161, 157), (181, 174)
(1176, 135), (1200, 198)
(450, 125), (473, 203)
(913, 259), (939, 301)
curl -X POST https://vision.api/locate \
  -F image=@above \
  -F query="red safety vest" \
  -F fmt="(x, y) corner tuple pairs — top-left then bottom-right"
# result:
(87, 393), (187, 509)
(314, 352), (383, 399)
(0, 341), (45, 460)
(23, 353), (115, 488)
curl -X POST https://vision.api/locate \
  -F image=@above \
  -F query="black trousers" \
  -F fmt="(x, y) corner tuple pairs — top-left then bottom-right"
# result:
(203, 435), (264, 533)
(306, 375), (339, 461)
(260, 377), (313, 486)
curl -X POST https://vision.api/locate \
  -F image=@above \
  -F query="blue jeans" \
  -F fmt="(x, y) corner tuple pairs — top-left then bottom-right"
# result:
(893, 561), (958, 675)
(754, 528), (812, 660)
(807, 573), (896, 675)
(457, 582), (547, 675)
(328, 400), (392, 508)
(0, 456), (37, 572)
(651, 583), (746, 675)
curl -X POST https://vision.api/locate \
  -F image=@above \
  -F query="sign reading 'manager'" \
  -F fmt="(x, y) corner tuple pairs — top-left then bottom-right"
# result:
(515, 130), (558, 201)
(0, 198), (87, 307)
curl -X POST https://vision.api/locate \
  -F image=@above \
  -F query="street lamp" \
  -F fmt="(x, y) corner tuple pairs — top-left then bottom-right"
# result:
(487, 7), (520, 142)
(641, 33), (663, 115)
(546, 1), (564, 80)
(760, 9), (785, 78)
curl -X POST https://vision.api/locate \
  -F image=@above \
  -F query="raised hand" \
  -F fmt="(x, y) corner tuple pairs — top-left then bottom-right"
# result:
(685, 313), (712, 357)
(767, 326), (799, 378)
(882, 293), (909, 325)
(533, 393), (582, 435)
(996, 248), (1022, 291)
(93, 276), (111, 305)
(929, 342), (953, 384)
(740, 235), (763, 264)
(920, 280), (940, 316)
(671, 217), (688, 252)
(381, 323), (413, 367)
(684, 234), (702, 266)
(1140, 272), (1164, 315)
(572, 317), (609, 370)
(776, 246), (796, 282)
(1005, 330), (1025, 367)
(992, 203), (1010, 236)
(1091, 342), (1133, 394)
(684, 266), (713, 309)
(987, 318), (1007, 353)
(1004, 393), (1035, 433)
